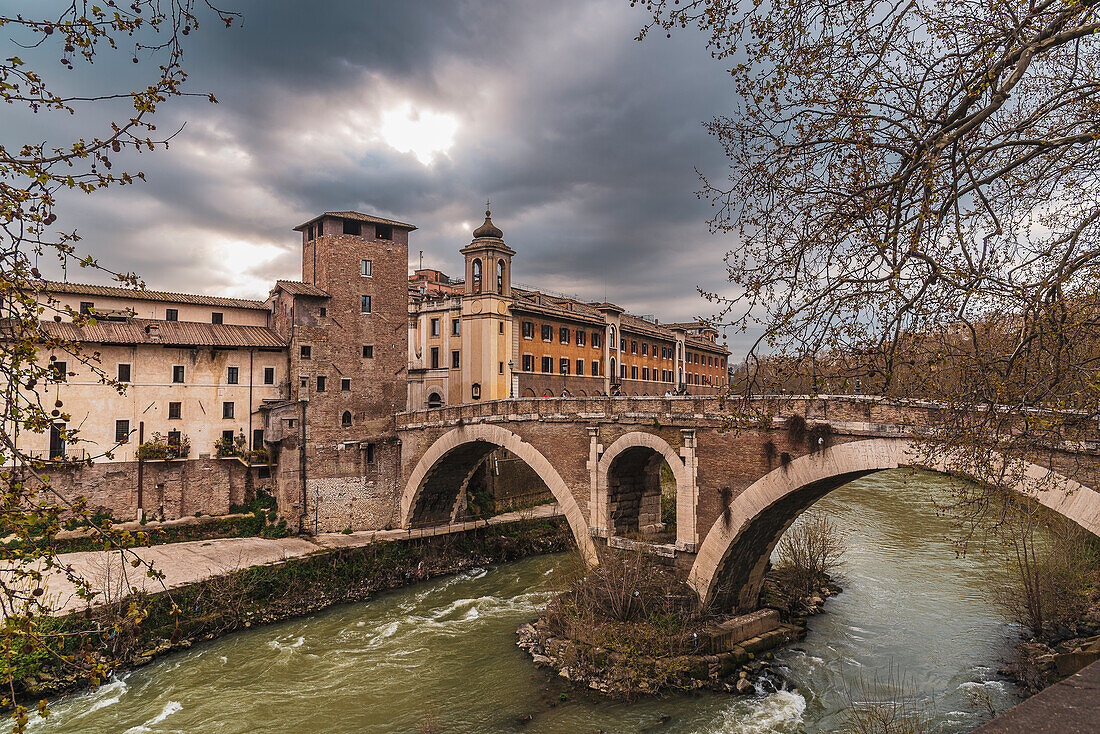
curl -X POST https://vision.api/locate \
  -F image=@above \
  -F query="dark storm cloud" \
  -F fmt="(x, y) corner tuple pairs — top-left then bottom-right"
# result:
(13, 0), (749, 353)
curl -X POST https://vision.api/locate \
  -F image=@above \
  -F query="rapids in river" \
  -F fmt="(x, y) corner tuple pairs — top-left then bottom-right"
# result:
(31, 469), (1023, 733)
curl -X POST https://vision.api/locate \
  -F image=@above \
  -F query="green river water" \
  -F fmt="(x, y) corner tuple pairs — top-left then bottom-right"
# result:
(31, 470), (1024, 733)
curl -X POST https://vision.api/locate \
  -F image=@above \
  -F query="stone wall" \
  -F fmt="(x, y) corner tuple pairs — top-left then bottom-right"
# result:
(39, 456), (271, 521)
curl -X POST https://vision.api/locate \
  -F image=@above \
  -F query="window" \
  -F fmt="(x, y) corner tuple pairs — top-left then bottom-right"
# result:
(168, 401), (181, 420)
(592, 360), (600, 376)
(499, 322), (505, 334)
(316, 221), (323, 236)
(172, 365), (185, 383)
(300, 345), (312, 360)
(472, 259), (482, 294)
(611, 357), (617, 377)
(316, 376), (326, 392)
(223, 402), (235, 419)
(227, 366), (239, 385)
(620, 364), (627, 379)
(499, 361), (505, 375)
(642, 368), (649, 380)
(430, 318), (440, 337)
(642, 343), (648, 356)
(451, 350), (460, 369)
(576, 359), (584, 376)
(341, 378), (351, 391)
(212, 312), (223, 324)
(167, 429), (182, 446)
(631, 365), (638, 379)
(49, 361), (67, 382)
(610, 326), (616, 346)
(49, 423), (65, 459)
(362, 345), (374, 359)
(263, 367), (275, 384)
(165, 308), (178, 322)
(576, 330), (586, 347)
(452, 320), (460, 336)
(342, 411), (352, 427)
(541, 356), (553, 373)
(496, 259), (505, 293)
(343, 219), (361, 235)
(621, 338), (626, 350)
(319, 307), (327, 317)
(522, 354), (534, 371)
(430, 347), (440, 369)
(117, 363), (131, 383)
(80, 301), (94, 315)
(376, 224), (393, 240)
(631, 340), (637, 355)
(115, 419), (130, 443)
(365, 442), (376, 463)
(360, 295), (372, 314)
(253, 429), (264, 450)
(559, 327), (569, 344)
(522, 321), (534, 339)
(222, 429), (235, 443)
(299, 375), (308, 389)
(361, 259), (372, 277)
(471, 383), (481, 400)
(592, 332), (601, 348)
(541, 324), (552, 342)
(560, 358), (570, 375)
(307, 224), (314, 240)
(427, 392), (443, 408)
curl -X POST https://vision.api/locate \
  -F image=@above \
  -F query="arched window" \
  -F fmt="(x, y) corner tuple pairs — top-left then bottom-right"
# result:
(341, 411), (352, 427)
(610, 326), (616, 348)
(472, 259), (482, 294)
(427, 392), (443, 408)
(610, 357), (616, 379)
(496, 259), (505, 293)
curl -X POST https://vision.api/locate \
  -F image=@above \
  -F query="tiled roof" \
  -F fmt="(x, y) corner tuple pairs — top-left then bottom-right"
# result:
(37, 318), (286, 349)
(294, 211), (417, 231)
(35, 280), (268, 309)
(273, 280), (330, 298)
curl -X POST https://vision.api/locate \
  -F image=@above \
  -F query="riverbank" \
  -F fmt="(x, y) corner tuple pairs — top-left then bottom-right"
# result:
(9, 515), (574, 707)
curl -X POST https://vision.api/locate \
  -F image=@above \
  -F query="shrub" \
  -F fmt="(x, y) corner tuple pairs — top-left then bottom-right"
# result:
(136, 432), (190, 461)
(773, 513), (847, 598)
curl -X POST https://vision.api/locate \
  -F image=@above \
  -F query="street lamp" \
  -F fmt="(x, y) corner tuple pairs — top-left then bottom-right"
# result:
(507, 360), (515, 398)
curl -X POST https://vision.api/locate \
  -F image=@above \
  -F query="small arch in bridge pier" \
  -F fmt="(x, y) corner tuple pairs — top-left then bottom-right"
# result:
(595, 431), (694, 549)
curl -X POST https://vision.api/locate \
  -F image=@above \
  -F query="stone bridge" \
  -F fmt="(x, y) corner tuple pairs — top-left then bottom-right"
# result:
(396, 396), (1100, 613)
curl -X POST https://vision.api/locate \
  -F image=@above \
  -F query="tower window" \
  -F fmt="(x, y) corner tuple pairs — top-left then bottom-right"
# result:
(361, 259), (372, 277)
(471, 259), (482, 294)
(375, 225), (393, 240)
(362, 345), (374, 358)
(342, 411), (352, 427)
(361, 295), (372, 314)
(211, 312), (223, 324)
(264, 367), (275, 384)
(341, 378), (351, 391)
(343, 219), (361, 235)
(496, 259), (505, 293)
(226, 366), (239, 385)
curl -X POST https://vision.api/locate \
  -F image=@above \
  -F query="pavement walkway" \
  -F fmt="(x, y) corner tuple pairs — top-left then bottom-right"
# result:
(23, 504), (562, 617)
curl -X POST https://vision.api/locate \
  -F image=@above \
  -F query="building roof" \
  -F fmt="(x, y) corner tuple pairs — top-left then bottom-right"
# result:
(294, 211), (417, 232)
(37, 318), (286, 349)
(34, 280), (269, 310)
(273, 280), (330, 298)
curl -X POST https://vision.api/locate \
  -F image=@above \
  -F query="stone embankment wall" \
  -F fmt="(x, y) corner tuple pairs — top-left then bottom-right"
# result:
(38, 457), (272, 520)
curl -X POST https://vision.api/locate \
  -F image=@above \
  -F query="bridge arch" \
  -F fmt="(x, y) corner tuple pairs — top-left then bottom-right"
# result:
(595, 431), (689, 537)
(401, 424), (598, 565)
(689, 438), (1100, 613)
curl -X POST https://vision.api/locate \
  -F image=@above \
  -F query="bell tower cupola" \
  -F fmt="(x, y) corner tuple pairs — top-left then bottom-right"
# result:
(462, 205), (514, 297)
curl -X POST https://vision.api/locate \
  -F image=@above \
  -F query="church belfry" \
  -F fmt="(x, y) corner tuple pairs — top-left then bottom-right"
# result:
(459, 207), (515, 401)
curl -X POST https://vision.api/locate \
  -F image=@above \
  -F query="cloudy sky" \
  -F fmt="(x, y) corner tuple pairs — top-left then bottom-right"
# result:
(14, 1), (745, 351)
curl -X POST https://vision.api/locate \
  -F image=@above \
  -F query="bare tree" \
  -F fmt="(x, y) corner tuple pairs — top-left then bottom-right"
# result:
(0, 3), (238, 730)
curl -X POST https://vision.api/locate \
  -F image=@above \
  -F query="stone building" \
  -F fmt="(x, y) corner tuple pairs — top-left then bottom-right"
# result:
(15, 207), (728, 531)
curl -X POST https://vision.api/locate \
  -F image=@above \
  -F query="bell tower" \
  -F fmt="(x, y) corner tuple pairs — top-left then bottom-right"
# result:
(460, 207), (515, 401)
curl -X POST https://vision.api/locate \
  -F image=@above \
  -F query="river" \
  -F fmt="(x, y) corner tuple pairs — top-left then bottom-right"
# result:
(30, 469), (1023, 733)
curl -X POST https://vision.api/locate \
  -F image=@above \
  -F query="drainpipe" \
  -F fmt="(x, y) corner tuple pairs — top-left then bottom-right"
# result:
(299, 398), (308, 534)
(136, 420), (145, 519)
(248, 349), (254, 451)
